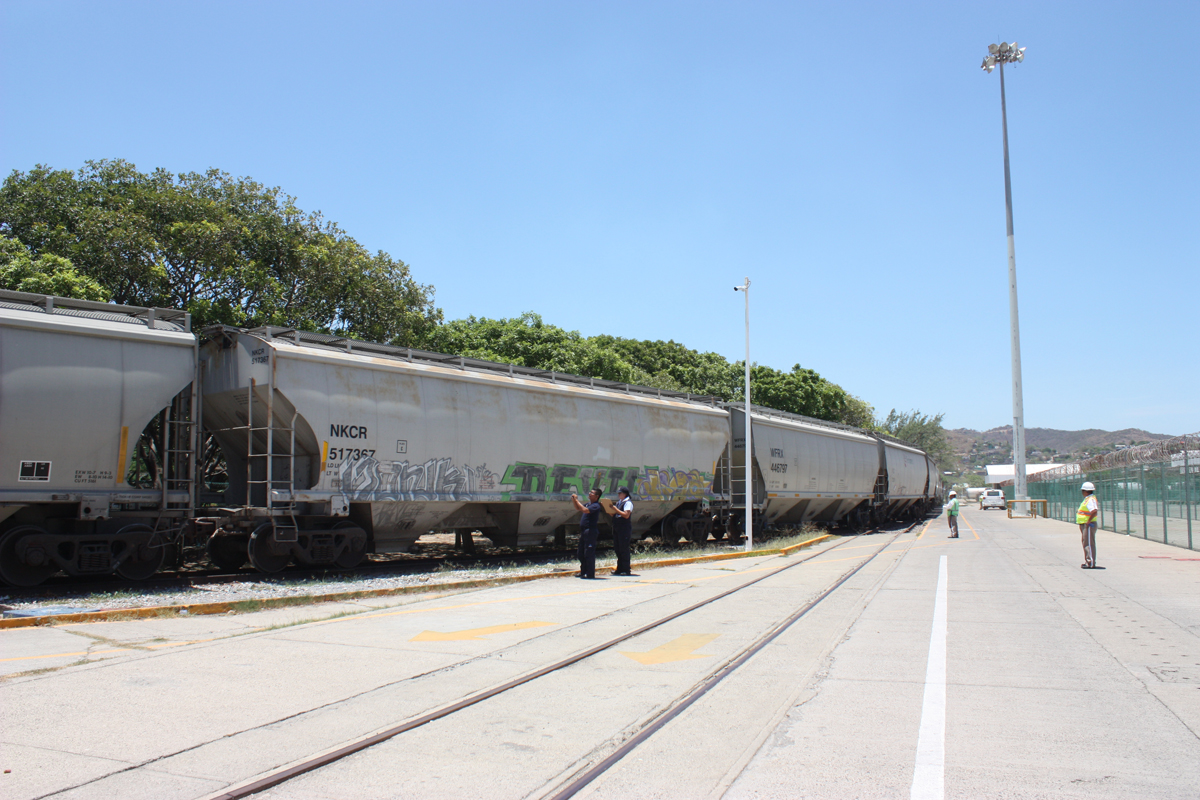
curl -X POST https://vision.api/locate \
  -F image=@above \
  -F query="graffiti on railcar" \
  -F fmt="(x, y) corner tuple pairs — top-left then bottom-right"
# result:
(332, 457), (714, 502)
(636, 466), (714, 500)
(497, 462), (714, 501)
(498, 462), (642, 499)
(333, 457), (498, 501)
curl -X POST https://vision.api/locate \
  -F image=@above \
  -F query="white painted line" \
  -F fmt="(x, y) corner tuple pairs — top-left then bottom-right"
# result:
(911, 554), (948, 800)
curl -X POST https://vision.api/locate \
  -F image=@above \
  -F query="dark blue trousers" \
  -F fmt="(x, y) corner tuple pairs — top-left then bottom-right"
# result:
(613, 521), (632, 574)
(577, 527), (598, 578)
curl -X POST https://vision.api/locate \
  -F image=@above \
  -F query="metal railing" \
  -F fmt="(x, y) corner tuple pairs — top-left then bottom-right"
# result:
(0, 289), (191, 331)
(204, 325), (724, 408)
(1002, 433), (1199, 551)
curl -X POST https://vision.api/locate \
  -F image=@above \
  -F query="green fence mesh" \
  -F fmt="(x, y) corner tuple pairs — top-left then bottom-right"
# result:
(1002, 433), (1199, 551)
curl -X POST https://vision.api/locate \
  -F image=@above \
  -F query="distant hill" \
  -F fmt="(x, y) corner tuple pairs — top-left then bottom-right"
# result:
(948, 426), (1176, 470)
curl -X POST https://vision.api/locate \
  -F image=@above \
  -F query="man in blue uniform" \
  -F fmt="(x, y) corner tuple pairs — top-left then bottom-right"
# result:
(611, 486), (634, 575)
(570, 488), (603, 579)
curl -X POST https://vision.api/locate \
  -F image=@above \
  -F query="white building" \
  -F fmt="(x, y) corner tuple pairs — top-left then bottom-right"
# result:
(984, 463), (1060, 487)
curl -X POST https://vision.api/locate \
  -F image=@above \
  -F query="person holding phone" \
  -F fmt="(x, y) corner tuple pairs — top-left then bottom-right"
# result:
(611, 486), (634, 575)
(570, 488), (603, 579)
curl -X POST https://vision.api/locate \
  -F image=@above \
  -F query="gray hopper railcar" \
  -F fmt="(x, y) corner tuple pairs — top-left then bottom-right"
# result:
(197, 325), (731, 572)
(0, 291), (197, 586)
(0, 291), (943, 586)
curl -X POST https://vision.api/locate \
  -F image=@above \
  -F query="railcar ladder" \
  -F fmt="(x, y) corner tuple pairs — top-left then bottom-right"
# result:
(162, 380), (200, 512)
(713, 447), (741, 506)
(244, 374), (299, 543)
(152, 380), (201, 561)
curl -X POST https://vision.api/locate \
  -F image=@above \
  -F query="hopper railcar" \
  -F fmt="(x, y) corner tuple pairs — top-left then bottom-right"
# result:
(0, 291), (198, 586)
(0, 291), (944, 586)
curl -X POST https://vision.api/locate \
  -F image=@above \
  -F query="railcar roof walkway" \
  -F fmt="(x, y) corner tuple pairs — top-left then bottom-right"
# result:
(1, 514), (1198, 799)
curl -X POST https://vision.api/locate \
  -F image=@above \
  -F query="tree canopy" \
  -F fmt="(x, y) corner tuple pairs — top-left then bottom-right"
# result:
(879, 409), (955, 468)
(1, 158), (914, 433)
(0, 235), (109, 301)
(424, 312), (877, 427)
(0, 160), (441, 342)
(423, 313), (640, 384)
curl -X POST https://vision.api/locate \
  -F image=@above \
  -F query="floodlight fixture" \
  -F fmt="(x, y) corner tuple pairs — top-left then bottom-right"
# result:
(982, 40), (1025, 72)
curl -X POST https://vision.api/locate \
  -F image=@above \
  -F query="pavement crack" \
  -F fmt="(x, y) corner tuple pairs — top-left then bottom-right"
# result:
(60, 628), (153, 652)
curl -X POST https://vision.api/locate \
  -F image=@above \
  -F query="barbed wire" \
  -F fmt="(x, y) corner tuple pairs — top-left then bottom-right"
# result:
(1014, 432), (1200, 485)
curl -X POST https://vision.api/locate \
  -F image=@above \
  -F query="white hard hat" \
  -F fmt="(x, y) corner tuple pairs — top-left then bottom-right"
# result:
(948, 490), (956, 496)
(1081, 481), (1095, 492)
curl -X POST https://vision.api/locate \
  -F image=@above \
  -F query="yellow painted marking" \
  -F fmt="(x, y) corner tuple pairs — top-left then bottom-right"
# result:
(1, 637), (216, 664)
(917, 519), (933, 540)
(320, 441), (329, 472)
(337, 586), (627, 626)
(621, 633), (719, 665)
(116, 426), (129, 483)
(2, 648), (98, 663)
(960, 514), (981, 540)
(410, 621), (554, 642)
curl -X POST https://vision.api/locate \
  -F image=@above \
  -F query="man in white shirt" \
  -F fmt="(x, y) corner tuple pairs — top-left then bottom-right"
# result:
(611, 486), (634, 575)
(944, 491), (960, 538)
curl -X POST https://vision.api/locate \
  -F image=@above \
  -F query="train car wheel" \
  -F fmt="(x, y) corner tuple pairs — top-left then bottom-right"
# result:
(333, 521), (367, 569)
(114, 524), (166, 580)
(206, 534), (249, 571)
(725, 514), (743, 545)
(659, 515), (680, 549)
(0, 526), (57, 587)
(248, 523), (291, 573)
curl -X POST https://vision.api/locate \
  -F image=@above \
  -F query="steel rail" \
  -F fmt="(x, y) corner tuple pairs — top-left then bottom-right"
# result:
(3, 547), (587, 600)
(546, 520), (919, 799)
(6, 533), (783, 600)
(209, 527), (904, 799)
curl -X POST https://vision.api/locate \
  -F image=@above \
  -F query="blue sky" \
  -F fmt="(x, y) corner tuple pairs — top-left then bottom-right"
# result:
(2, 1), (1196, 435)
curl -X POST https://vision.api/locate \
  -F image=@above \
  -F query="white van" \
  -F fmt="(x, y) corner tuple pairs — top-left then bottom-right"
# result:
(980, 489), (1007, 510)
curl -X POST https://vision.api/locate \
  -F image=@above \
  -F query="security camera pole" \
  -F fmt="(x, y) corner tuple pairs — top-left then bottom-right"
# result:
(734, 277), (752, 550)
(982, 41), (1030, 511)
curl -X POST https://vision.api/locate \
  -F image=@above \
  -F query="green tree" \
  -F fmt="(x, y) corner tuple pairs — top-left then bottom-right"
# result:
(739, 364), (848, 420)
(0, 160), (440, 342)
(840, 395), (877, 430)
(425, 313), (872, 427)
(423, 313), (641, 383)
(880, 409), (955, 468)
(0, 235), (109, 301)
(590, 335), (744, 399)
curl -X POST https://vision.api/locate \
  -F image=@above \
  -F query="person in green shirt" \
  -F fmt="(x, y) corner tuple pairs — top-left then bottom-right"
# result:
(945, 491), (960, 538)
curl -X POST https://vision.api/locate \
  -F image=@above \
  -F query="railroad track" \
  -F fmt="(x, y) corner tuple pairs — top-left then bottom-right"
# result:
(0, 546), (584, 601)
(197, 520), (921, 799)
(2, 529), (818, 601)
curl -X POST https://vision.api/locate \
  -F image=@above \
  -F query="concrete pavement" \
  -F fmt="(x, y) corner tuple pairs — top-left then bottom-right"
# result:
(2, 513), (1197, 799)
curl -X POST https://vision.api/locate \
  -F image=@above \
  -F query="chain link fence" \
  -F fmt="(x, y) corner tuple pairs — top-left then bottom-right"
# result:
(1001, 433), (1199, 551)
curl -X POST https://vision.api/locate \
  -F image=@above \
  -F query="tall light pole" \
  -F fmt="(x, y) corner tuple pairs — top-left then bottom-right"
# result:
(734, 277), (753, 550)
(982, 41), (1029, 510)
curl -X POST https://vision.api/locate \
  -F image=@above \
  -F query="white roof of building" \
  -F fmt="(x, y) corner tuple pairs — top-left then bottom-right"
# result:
(985, 464), (1060, 485)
